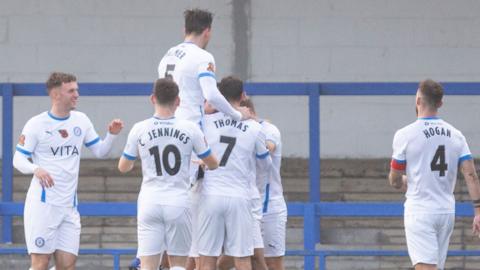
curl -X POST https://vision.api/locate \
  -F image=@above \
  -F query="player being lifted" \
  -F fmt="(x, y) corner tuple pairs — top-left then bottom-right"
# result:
(389, 79), (480, 270)
(13, 72), (123, 270)
(157, 8), (251, 126)
(118, 78), (219, 270)
(197, 76), (271, 270)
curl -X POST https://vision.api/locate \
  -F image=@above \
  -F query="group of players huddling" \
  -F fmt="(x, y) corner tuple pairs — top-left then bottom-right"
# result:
(14, 8), (286, 270)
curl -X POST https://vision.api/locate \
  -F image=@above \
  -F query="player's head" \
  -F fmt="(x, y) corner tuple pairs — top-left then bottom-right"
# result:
(218, 76), (246, 104)
(46, 72), (79, 111)
(184, 8), (213, 48)
(416, 79), (443, 113)
(152, 78), (180, 109)
(240, 97), (256, 117)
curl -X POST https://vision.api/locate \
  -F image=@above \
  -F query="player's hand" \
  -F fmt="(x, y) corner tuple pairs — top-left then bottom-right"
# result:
(401, 175), (408, 192)
(473, 215), (480, 236)
(108, 119), (124, 135)
(192, 159), (206, 170)
(34, 167), (54, 188)
(237, 106), (254, 120)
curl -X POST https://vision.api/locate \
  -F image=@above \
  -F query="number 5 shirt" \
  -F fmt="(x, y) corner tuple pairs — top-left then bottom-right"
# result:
(391, 117), (472, 215)
(122, 116), (211, 207)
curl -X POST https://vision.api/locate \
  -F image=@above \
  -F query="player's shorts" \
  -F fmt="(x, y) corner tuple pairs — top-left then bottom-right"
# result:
(250, 198), (264, 249)
(137, 204), (192, 257)
(24, 199), (81, 256)
(262, 208), (287, 257)
(197, 194), (253, 257)
(404, 213), (454, 269)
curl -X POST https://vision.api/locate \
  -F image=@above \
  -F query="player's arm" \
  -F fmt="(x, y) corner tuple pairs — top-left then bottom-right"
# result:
(255, 130), (272, 171)
(192, 124), (219, 170)
(389, 130), (407, 191)
(459, 158), (480, 235)
(87, 119), (124, 158)
(118, 124), (139, 173)
(13, 123), (54, 188)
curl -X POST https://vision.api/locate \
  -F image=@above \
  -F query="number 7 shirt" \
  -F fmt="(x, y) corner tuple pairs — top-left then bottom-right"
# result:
(391, 117), (472, 215)
(122, 116), (211, 206)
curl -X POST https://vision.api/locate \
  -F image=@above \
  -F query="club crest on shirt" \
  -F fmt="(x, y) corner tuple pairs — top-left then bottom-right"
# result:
(18, 135), (25, 146)
(35, 237), (45, 247)
(73, 127), (82, 136)
(207, 62), (215, 72)
(58, 129), (69, 138)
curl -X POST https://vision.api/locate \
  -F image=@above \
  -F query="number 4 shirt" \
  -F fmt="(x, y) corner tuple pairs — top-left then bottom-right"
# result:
(122, 116), (211, 207)
(391, 117), (472, 215)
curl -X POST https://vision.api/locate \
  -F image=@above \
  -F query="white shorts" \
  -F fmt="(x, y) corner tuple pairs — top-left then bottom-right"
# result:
(404, 213), (454, 269)
(262, 209), (287, 257)
(24, 199), (81, 256)
(197, 195), (253, 257)
(251, 198), (264, 249)
(137, 204), (192, 257)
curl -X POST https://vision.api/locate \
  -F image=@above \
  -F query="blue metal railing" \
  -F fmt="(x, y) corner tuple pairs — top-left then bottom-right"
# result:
(3, 82), (480, 269)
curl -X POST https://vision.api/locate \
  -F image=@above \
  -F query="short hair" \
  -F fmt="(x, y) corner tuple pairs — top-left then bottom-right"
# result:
(184, 8), (213, 35)
(418, 79), (443, 109)
(153, 78), (179, 105)
(46, 72), (77, 94)
(240, 98), (255, 115)
(218, 76), (243, 102)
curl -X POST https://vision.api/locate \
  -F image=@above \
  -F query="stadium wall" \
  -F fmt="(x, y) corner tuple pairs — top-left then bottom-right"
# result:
(2, 0), (480, 158)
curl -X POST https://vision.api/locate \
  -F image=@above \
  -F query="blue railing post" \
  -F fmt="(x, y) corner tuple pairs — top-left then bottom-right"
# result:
(2, 83), (14, 243)
(304, 203), (316, 269)
(318, 251), (326, 270)
(308, 83), (320, 202)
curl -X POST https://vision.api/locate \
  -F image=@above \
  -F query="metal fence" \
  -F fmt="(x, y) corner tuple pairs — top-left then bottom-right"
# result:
(2, 82), (480, 269)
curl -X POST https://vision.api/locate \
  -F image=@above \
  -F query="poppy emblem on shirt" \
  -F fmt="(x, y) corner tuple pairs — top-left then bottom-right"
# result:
(58, 129), (69, 138)
(207, 62), (215, 72)
(18, 135), (25, 146)
(73, 127), (82, 136)
(35, 237), (45, 247)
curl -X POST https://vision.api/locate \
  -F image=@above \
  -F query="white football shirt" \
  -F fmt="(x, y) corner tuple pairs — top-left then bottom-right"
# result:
(201, 113), (270, 198)
(158, 42), (216, 125)
(259, 120), (285, 214)
(122, 116), (210, 206)
(391, 117), (472, 215)
(16, 111), (100, 207)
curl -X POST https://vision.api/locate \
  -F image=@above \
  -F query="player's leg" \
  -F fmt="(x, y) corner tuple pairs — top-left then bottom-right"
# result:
(405, 213), (439, 270)
(435, 213), (455, 270)
(185, 257), (196, 270)
(25, 200), (62, 270)
(265, 256), (284, 270)
(199, 256), (217, 270)
(263, 211), (287, 270)
(197, 195), (226, 270)
(160, 251), (170, 269)
(54, 207), (81, 270)
(30, 254), (51, 270)
(233, 256), (253, 270)
(224, 197), (254, 270)
(137, 203), (165, 270)
(53, 250), (77, 270)
(217, 255), (234, 270)
(165, 205), (192, 269)
(252, 248), (267, 270)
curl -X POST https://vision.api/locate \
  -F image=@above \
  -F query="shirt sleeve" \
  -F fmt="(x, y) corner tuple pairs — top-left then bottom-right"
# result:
(458, 133), (473, 164)
(265, 123), (281, 148)
(255, 128), (270, 159)
(391, 129), (407, 170)
(191, 124), (211, 159)
(83, 116), (100, 147)
(16, 118), (38, 157)
(122, 124), (140, 161)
